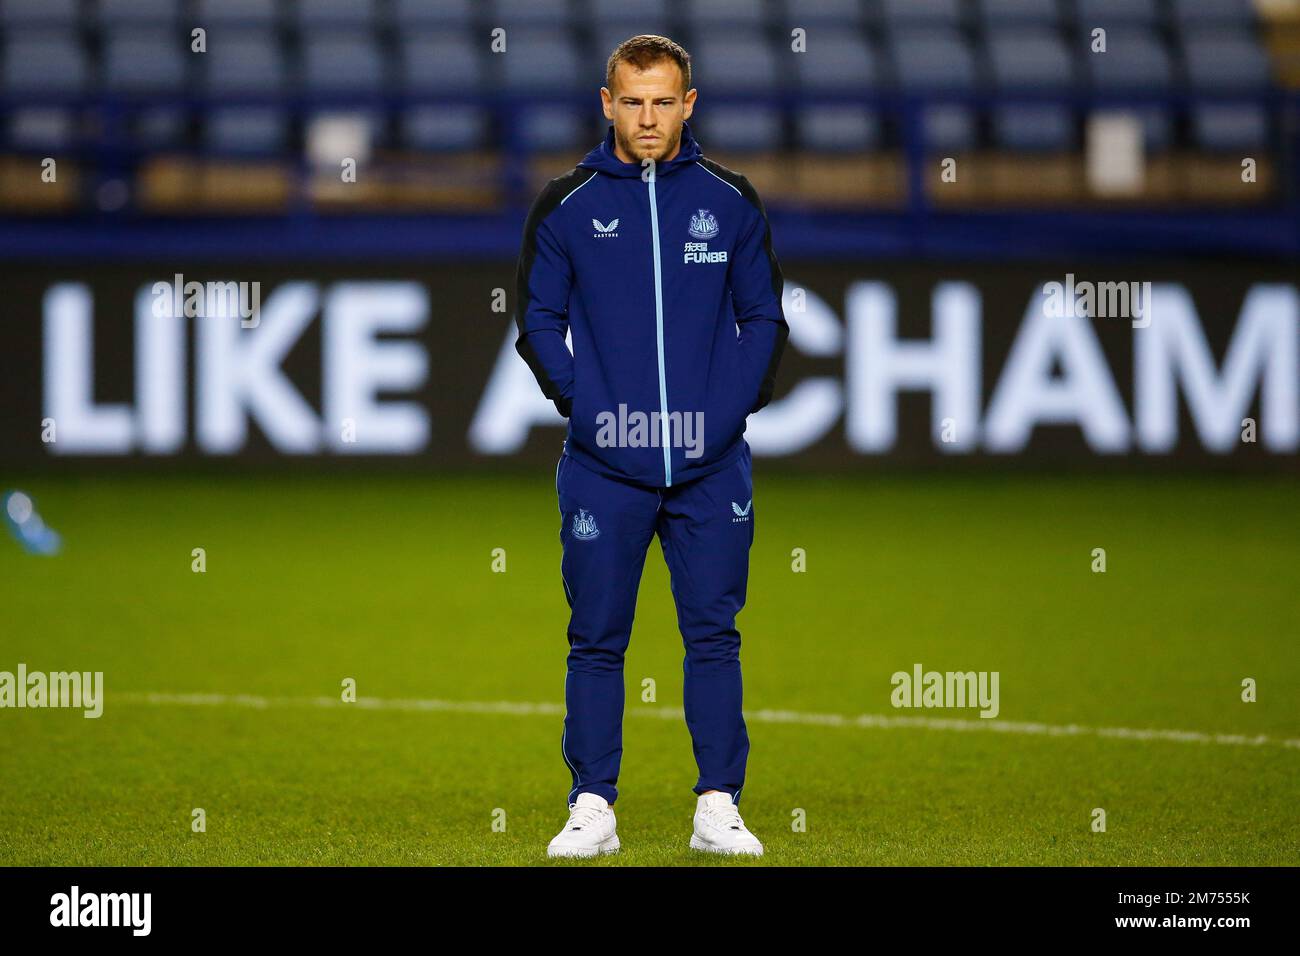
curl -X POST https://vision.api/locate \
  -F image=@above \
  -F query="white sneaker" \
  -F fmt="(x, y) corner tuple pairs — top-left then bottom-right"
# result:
(689, 791), (764, 856)
(547, 792), (620, 858)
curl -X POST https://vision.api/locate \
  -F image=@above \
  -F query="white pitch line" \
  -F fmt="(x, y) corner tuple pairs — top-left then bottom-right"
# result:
(112, 691), (1300, 751)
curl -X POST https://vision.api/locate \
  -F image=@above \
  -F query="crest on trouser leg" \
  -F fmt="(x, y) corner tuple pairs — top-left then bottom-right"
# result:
(572, 509), (601, 540)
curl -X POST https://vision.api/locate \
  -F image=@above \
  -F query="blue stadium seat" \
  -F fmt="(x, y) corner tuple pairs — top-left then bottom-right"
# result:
(1083, 28), (1175, 151)
(1, 30), (87, 148)
(194, 0), (278, 27)
(103, 30), (188, 92)
(204, 107), (289, 156)
(1074, 0), (1159, 29)
(1183, 32), (1273, 151)
(977, 0), (1062, 28)
(1184, 33), (1273, 90)
(201, 30), (290, 154)
(688, 32), (785, 151)
(391, 0), (475, 28)
(987, 28), (1077, 150)
(1170, 0), (1256, 30)
(780, 0), (867, 26)
(881, 0), (962, 29)
(591, 0), (670, 22)
(793, 35), (882, 151)
(682, 0), (769, 29)
(203, 30), (286, 89)
(401, 33), (486, 91)
(0, 31), (87, 92)
(95, 0), (180, 27)
(102, 29), (189, 147)
(300, 33), (388, 153)
(498, 29), (583, 90)
(689, 33), (785, 92)
(595, 26), (677, 69)
(0, 0), (78, 27)
(498, 29), (587, 151)
(399, 33), (490, 151)
(499, 29), (585, 91)
(1191, 107), (1269, 153)
(891, 29), (979, 153)
(301, 34), (386, 93)
(493, 0), (577, 27)
(294, 0), (379, 29)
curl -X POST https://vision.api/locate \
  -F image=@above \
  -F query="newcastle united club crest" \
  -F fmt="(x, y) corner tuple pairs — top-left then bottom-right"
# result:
(571, 508), (601, 540)
(688, 208), (719, 240)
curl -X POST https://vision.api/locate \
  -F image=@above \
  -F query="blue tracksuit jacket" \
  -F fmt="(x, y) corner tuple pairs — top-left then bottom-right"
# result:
(514, 120), (789, 488)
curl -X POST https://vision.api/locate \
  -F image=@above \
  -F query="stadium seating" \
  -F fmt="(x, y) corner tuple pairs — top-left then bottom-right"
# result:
(498, 29), (588, 155)
(200, 30), (290, 155)
(194, 0), (278, 27)
(687, 32), (785, 154)
(781, 0), (867, 27)
(1170, 0), (1259, 29)
(102, 28), (189, 148)
(494, 0), (579, 29)
(683, 0), (769, 30)
(793, 35), (883, 152)
(294, 1), (378, 29)
(977, 0), (1063, 28)
(0, 0), (80, 28)
(1183, 31), (1274, 152)
(0, 0), (1291, 214)
(892, 29), (980, 154)
(391, 0), (475, 29)
(1074, 0), (1161, 29)
(882, 0), (965, 29)
(1083, 27), (1177, 152)
(595, 24), (674, 65)
(591, 0), (671, 25)
(96, 0), (181, 28)
(986, 28), (1077, 152)
(2, 30), (87, 150)
(399, 33), (489, 153)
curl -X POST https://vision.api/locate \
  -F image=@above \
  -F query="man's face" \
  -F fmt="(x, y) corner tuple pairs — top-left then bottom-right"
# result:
(601, 60), (697, 166)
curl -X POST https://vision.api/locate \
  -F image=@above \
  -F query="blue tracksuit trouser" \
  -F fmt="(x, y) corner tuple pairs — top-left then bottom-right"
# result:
(555, 440), (754, 807)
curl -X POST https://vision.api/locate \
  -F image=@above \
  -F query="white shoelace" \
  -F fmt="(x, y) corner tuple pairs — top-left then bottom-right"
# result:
(701, 803), (747, 833)
(566, 802), (605, 832)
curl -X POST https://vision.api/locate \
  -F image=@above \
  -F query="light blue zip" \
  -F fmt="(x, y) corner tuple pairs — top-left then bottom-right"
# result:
(647, 164), (673, 486)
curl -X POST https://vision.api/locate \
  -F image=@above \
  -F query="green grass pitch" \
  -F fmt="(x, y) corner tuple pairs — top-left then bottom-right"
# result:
(1, 472), (1297, 866)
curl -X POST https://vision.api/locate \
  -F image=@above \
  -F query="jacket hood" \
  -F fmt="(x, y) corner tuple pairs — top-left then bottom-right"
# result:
(578, 120), (703, 178)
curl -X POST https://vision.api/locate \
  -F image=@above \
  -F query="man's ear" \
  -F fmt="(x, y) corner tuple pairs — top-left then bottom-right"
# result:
(600, 86), (614, 121)
(683, 88), (697, 121)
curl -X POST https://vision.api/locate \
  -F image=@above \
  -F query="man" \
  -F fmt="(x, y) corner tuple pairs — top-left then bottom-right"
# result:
(514, 35), (788, 858)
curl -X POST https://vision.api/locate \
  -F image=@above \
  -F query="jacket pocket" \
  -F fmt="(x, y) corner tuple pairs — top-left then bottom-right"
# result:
(702, 343), (751, 459)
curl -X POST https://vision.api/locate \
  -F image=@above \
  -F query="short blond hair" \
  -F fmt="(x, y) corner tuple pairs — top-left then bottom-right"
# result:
(606, 35), (692, 97)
